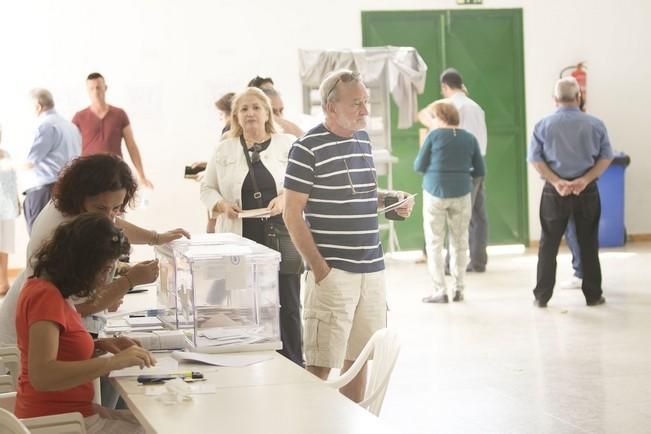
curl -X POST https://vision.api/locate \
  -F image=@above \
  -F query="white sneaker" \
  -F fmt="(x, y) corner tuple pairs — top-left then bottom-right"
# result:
(560, 276), (582, 289)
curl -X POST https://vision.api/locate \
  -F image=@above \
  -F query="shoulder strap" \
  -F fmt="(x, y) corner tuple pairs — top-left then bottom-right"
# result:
(240, 136), (264, 208)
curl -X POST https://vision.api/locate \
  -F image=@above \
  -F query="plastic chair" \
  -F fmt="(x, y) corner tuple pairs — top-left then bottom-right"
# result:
(0, 375), (14, 394)
(0, 407), (29, 433)
(21, 412), (87, 434)
(0, 392), (86, 434)
(0, 392), (16, 412)
(326, 328), (401, 416)
(0, 347), (20, 389)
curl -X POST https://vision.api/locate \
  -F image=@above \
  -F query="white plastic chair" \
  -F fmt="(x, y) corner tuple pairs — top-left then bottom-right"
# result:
(0, 347), (20, 389)
(326, 328), (401, 416)
(0, 375), (14, 394)
(0, 407), (29, 433)
(0, 392), (16, 412)
(0, 392), (86, 434)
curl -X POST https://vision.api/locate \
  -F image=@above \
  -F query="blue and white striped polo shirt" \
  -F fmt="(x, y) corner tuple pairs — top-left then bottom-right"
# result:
(284, 123), (384, 274)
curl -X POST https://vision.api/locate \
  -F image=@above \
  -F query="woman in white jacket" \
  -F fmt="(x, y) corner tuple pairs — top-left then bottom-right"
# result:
(200, 87), (303, 366)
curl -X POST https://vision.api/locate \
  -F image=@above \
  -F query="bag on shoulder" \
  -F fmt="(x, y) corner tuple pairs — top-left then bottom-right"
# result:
(264, 221), (304, 275)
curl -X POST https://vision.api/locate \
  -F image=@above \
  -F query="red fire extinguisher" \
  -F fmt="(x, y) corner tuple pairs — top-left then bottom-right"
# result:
(560, 62), (587, 111)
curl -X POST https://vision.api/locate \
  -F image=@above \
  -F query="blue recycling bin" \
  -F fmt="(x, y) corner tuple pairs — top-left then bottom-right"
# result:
(597, 153), (630, 247)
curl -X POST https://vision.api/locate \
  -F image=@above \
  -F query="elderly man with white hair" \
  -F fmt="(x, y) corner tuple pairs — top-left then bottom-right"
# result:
(528, 77), (613, 308)
(24, 89), (81, 233)
(283, 69), (414, 402)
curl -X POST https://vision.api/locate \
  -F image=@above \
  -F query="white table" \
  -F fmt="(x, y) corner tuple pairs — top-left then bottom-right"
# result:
(112, 352), (395, 434)
(114, 283), (395, 433)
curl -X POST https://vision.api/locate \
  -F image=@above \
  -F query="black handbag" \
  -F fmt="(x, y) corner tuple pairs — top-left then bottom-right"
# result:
(241, 139), (305, 275)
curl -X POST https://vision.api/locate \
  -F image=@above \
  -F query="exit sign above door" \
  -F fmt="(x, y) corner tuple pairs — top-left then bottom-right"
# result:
(457, 0), (483, 4)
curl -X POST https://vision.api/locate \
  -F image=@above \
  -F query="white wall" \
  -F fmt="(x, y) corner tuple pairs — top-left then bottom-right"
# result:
(1, 0), (649, 267)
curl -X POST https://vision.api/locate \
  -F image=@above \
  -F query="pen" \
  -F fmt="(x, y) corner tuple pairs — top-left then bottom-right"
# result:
(172, 371), (203, 379)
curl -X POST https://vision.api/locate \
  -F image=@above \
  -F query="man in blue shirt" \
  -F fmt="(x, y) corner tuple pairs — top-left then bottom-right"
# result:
(528, 77), (613, 307)
(284, 69), (413, 402)
(23, 89), (81, 233)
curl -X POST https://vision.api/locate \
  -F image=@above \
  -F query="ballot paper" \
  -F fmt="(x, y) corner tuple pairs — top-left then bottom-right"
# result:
(237, 208), (271, 219)
(171, 351), (272, 367)
(377, 193), (417, 214)
(197, 327), (267, 346)
(108, 356), (179, 377)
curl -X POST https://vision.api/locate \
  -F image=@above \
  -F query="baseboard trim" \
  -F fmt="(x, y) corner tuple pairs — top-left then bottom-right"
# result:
(528, 233), (651, 248)
(628, 233), (651, 242)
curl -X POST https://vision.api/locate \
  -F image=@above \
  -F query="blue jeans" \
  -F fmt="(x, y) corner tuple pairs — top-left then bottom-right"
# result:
(565, 216), (583, 279)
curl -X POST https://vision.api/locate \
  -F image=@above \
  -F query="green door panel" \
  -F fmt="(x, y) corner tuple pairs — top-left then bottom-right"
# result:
(445, 9), (529, 244)
(362, 8), (529, 249)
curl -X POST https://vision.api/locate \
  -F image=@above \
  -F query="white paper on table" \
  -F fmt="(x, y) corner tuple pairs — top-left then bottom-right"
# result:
(171, 351), (272, 367)
(377, 193), (417, 214)
(108, 356), (179, 377)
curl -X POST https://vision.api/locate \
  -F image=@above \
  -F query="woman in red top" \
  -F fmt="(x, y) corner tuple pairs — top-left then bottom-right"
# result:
(15, 213), (155, 433)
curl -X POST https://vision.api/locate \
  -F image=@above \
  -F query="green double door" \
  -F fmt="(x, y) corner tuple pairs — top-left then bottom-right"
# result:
(362, 9), (529, 248)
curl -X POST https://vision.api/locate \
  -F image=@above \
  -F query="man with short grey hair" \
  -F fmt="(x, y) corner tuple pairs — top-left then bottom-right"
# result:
(284, 69), (413, 402)
(23, 89), (81, 233)
(528, 77), (612, 307)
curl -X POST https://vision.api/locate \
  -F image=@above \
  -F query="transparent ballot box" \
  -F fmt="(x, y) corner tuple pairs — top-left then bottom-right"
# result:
(155, 233), (281, 353)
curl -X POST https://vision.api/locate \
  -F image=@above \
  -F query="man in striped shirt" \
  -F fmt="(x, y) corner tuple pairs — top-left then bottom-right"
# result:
(283, 69), (413, 402)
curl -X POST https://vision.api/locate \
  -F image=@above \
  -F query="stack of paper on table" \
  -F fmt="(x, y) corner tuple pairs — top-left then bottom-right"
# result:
(197, 328), (267, 346)
(171, 351), (272, 367)
(126, 330), (187, 351)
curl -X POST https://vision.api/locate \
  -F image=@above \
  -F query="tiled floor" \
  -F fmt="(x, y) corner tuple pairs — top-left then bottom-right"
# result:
(379, 243), (651, 434)
(4, 244), (649, 433)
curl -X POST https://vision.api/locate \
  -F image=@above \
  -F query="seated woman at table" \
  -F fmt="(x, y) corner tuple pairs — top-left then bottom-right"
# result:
(0, 153), (190, 345)
(15, 213), (155, 433)
(200, 87), (304, 366)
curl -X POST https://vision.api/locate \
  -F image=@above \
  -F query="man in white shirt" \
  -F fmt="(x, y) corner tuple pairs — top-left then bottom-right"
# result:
(419, 68), (488, 272)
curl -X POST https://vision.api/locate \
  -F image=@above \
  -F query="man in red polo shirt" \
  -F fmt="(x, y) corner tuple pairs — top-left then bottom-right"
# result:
(72, 73), (153, 188)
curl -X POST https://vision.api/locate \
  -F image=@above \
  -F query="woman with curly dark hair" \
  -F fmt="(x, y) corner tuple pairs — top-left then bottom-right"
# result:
(15, 213), (154, 433)
(0, 154), (189, 345)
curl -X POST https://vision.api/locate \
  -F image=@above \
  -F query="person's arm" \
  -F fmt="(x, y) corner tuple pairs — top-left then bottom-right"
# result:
(569, 158), (612, 195)
(530, 161), (571, 197)
(199, 144), (239, 218)
(376, 190), (414, 218)
(413, 134), (432, 174)
(417, 106), (435, 130)
(470, 139), (486, 178)
(122, 125), (153, 189)
(27, 320), (154, 391)
(283, 189), (329, 282)
(275, 117), (304, 138)
(25, 124), (56, 167)
(114, 217), (190, 245)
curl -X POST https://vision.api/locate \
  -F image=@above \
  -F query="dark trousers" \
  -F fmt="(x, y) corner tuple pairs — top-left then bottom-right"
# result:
(534, 182), (602, 304)
(23, 184), (53, 235)
(564, 217), (583, 278)
(469, 176), (488, 270)
(278, 273), (303, 366)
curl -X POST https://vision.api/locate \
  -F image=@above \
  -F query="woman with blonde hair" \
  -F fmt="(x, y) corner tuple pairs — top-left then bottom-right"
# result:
(415, 100), (485, 304)
(200, 87), (303, 366)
